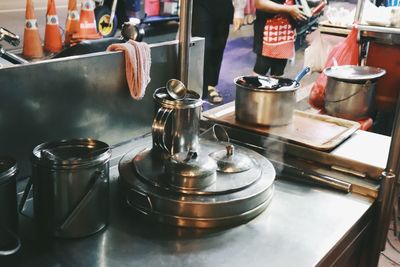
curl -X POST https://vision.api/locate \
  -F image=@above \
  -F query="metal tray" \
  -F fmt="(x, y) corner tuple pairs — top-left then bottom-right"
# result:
(203, 103), (360, 151)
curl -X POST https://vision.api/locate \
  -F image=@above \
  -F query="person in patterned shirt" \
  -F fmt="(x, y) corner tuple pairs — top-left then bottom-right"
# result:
(253, 0), (306, 76)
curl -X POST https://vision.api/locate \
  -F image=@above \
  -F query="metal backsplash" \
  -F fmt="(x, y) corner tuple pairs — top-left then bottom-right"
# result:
(0, 38), (204, 176)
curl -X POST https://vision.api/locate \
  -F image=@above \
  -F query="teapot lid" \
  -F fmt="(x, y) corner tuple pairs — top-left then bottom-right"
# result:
(166, 151), (217, 179)
(209, 145), (254, 173)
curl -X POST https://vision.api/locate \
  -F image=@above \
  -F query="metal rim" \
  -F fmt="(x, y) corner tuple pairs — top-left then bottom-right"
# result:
(32, 138), (111, 168)
(0, 157), (17, 184)
(324, 65), (386, 81)
(126, 188), (273, 228)
(153, 87), (202, 109)
(234, 76), (298, 93)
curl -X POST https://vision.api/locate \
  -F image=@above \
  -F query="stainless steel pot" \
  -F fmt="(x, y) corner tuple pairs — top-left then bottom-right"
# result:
(324, 65), (386, 120)
(235, 67), (310, 126)
(23, 139), (111, 239)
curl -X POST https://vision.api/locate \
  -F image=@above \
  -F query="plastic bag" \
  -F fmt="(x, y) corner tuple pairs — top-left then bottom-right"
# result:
(309, 27), (359, 110)
(303, 30), (334, 73)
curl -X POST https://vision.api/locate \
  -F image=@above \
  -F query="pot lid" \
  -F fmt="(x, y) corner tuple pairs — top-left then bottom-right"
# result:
(166, 150), (217, 179)
(0, 157), (17, 184)
(209, 145), (254, 173)
(33, 139), (111, 167)
(324, 65), (386, 81)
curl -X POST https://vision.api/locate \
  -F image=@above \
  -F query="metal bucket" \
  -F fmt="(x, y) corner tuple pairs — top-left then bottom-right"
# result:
(29, 139), (111, 239)
(0, 157), (20, 256)
(324, 65), (386, 120)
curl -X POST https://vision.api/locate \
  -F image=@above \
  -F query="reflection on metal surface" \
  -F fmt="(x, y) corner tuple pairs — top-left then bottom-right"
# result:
(370, 92), (400, 265)
(99, 233), (107, 267)
(16, 135), (377, 267)
(0, 38), (204, 176)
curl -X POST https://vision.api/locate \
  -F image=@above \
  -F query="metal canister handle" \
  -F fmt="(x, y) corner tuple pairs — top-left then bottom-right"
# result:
(58, 170), (106, 232)
(152, 106), (174, 153)
(126, 188), (153, 215)
(0, 226), (21, 256)
(19, 177), (33, 218)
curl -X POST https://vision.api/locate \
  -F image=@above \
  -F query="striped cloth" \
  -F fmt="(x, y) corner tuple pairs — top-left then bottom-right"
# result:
(107, 40), (151, 100)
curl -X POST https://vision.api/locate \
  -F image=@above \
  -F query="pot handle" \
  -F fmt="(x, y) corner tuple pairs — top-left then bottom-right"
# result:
(125, 188), (153, 216)
(294, 66), (311, 83)
(19, 177), (33, 219)
(0, 225), (21, 256)
(326, 80), (372, 103)
(152, 107), (174, 153)
(58, 170), (106, 232)
(200, 124), (230, 143)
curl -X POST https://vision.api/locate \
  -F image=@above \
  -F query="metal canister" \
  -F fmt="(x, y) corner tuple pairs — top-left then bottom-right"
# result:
(0, 157), (21, 259)
(152, 87), (202, 155)
(31, 139), (111, 239)
(0, 158), (18, 235)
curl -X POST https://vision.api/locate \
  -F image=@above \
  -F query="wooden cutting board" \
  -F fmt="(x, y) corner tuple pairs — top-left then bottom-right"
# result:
(203, 104), (360, 151)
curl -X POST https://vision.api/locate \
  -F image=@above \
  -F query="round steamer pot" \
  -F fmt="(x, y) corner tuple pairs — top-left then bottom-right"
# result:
(235, 67), (310, 126)
(324, 65), (386, 120)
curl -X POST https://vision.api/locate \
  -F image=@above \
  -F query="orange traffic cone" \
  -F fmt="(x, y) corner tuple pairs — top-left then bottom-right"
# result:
(22, 0), (43, 59)
(44, 0), (63, 53)
(71, 0), (102, 43)
(65, 0), (80, 46)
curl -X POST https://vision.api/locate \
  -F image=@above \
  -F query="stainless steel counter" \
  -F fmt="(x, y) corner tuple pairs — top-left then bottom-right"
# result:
(15, 136), (376, 267)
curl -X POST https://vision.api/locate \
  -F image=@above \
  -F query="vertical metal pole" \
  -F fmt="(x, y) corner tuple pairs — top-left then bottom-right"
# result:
(354, 0), (365, 23)
(178, 0), (193, 87)
(370, 93), (400, 266)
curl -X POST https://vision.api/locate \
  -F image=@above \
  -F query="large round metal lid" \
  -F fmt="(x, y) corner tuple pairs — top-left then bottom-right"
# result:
(324, 65), (386, 81)
(32, 139), (111, 167)
(0, 157), (17, 184)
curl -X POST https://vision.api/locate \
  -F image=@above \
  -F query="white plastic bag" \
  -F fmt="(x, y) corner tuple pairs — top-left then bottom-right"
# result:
(303, 30), (333, 73)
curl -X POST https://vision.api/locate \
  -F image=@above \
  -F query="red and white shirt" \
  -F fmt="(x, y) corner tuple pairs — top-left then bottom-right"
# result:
(261, 0), (296, 59)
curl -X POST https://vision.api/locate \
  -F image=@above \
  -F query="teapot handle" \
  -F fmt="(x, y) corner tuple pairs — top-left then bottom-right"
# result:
(152, 107), (173, 153)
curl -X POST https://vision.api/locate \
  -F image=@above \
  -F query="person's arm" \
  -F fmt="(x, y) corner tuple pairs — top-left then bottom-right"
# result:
(232, 0), (247, 31)
(255, 0), (307, 21)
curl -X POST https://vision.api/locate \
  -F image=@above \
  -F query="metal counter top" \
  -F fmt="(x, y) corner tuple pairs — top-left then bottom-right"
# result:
(318, 21), (400, 45)
(17, 137), (375, 267)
